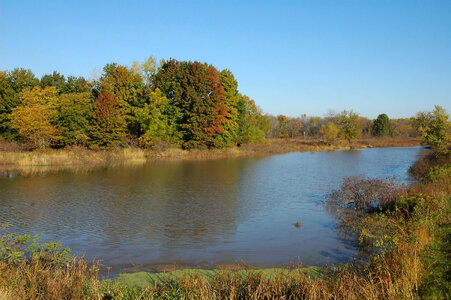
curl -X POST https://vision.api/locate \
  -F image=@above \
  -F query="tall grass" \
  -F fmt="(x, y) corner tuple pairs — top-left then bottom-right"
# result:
(0, 137), (421, 176)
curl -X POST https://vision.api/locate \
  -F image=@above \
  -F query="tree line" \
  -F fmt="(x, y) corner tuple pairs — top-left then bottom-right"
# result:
(0, 57), (449, 150)
(0, 57), (268, 149)
(268, 106), (449, 148)
(267, 112), (418, 142)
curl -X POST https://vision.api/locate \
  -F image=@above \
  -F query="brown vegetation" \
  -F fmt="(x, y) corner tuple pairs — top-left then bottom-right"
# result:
(0, 137), (421, 176)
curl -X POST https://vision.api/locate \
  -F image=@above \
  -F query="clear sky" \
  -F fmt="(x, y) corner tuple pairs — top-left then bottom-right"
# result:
(1, 0), (450, 119)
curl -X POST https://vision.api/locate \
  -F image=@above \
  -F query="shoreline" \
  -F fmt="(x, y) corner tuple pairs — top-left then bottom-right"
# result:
(0, 137), (421, 176)
(110, 266), (327, 288)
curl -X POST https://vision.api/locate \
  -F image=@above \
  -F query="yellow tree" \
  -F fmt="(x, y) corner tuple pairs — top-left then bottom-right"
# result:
(10, 86), (60, 148)
(336, 110), (361, 144)
(320, 122), (340, 145)
(277, 115), (289, 138)
(415, 105), (450, 148)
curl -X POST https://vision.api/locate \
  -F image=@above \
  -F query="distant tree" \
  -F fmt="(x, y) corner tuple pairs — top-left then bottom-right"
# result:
(372, 113), (390, 137)
(287, 118), (303, 138)
(359, 116), (372, 137)
(90, 92), (126, 148)
(336, 110), (361, 144)
(320, 122), (340, 145)
(300, 115), (322, 138)
(10, 86), (60, 148)
(415, 105), (450, 148)
(390, 118), (417, 137)
(277, 115), (289, 138)
(56, 92), (93, 146)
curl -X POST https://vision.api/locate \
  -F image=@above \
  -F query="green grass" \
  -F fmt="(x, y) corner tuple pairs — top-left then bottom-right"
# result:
(112, 266), (325, 289)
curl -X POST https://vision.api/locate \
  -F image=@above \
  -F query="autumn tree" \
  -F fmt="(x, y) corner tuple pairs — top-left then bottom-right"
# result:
(372, 113), (390, 137)
(277, 115), (290, 138)
(287, 118), (303, 138)
(300, 115), (323, 138)
(320, 122), (340, 145)
(90, 92), (126, 148)
(99, 64), (146, 137)
(56, 92), (93, 146)
(10, 86), (60, 148)
(415, 105), (450, 148)
(0, 68), (39, 139)
(336, 110), (361, 144)
(389, 118), (417, 137)
(155, 59), (228, 148)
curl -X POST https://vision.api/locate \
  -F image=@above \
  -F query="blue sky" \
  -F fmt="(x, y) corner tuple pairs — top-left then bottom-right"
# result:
(1, 0), (450, 118)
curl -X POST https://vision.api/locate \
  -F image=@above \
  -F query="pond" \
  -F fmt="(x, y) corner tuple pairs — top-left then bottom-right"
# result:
(0, 146), (426, 274)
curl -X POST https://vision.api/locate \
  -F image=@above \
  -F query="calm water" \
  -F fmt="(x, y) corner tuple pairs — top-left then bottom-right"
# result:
(0, 147), (425, 273)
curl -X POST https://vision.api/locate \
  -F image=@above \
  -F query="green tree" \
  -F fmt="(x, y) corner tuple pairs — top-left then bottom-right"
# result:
(415, 105), (450, 148)
(10, 87), (60, 148)
(64, 76), (92, 93)
(56, 93), (93, 146)
(136, 89), (180, 148)
(336, 110), (361, 144)
(40, 71), (66, 93)
(0, 72), (17, 139)
(372, 113), (390, 137)
(7, 68), (39, 93)
(237, 94), (269, 143)
(218, 69), (240, 145)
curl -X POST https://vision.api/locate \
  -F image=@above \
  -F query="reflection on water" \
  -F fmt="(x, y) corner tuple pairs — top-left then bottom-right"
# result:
(0, 147), (426, 273)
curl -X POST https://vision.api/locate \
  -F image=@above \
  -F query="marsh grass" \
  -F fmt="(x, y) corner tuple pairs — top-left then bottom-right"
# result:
(0, 137), (421, 176)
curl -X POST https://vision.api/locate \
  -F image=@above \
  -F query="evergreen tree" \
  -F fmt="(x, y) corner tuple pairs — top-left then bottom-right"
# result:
(372, 113), (390, 136)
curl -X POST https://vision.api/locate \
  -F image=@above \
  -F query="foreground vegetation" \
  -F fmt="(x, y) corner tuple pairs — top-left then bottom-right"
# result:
(0, 143), (449, 299)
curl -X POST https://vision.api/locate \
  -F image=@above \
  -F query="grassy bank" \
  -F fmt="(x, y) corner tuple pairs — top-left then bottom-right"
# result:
(0, 137), (421, 176)
(0, 145), (448, 299)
